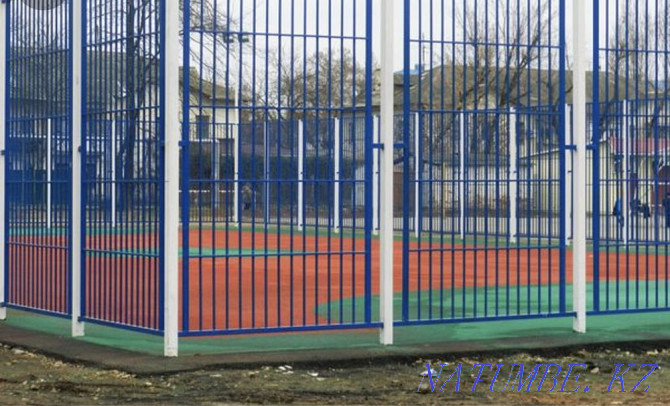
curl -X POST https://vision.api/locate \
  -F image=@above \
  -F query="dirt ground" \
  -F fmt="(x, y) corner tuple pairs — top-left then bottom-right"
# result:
(0, 342), (669, 405)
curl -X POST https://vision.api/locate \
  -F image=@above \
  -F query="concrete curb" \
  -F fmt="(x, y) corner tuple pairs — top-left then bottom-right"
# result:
(3, 323), (670, 376)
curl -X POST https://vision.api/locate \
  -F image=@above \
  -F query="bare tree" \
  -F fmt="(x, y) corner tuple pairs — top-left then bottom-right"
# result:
(606, 2), (657, 98)
(451, 0), (558, 109)
(183, 0), (252, 82)
(238, 48), (373, 154)
(420, 1), (561, 156)
(9, 8), (70, 117)
(601, 2), (667, 137)
(90, 0), (248, 205)
(255, 48), (370, 122)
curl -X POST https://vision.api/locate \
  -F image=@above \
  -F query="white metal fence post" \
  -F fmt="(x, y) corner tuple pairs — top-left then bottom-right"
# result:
(298, 119), (304, 230)
(164, 0), (180, 357)
(509, 109), (518, 244)
(264, 121), (269, 224)
(379, 0), (394, 346)
(111, 120), (117, 227)
(0, 0), (6, 321)
(233, 122), (240, 227)
(572, 0), (589, 334)
(566, 104), (572, 245)
(71, 0), (84, 338)
(459, 112), (465, 240)
(373, 115), (380, 235)
(414, 112), (420, 238)
(334, 118), (340, 233)
(47, 119), (52, 229)
(212, 138), (221, 214)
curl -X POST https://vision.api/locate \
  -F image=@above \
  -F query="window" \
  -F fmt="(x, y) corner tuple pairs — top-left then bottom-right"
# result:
(196, 115), (211, 139)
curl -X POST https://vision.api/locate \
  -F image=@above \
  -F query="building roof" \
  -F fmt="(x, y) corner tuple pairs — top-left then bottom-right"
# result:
(608, 136), (670, 156)
(180, 67), (237, 104)
(359, 65), (649, 110)
(8, 47), (236, 114)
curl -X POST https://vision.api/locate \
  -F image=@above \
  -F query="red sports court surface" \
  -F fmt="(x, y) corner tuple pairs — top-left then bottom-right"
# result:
(6, 228), (669, 333)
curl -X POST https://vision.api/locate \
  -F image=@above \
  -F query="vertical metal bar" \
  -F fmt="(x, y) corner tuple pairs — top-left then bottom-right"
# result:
(364, 0), (374, 326)
(233, 122), (239, 226)
(180, 0), (192, 333)
(591, 0), (601, 313)
(414, 112), (420, 238)
(572, 0), (588, 333)
(213, 138), (221, 213)
(565, 104), (572, 245)
(334, 117), (340, 233)
(71, 0), (84, 337)
(400, 0), (411, 323)
(373, 115), (379, 235)
(622, 100), (629, 246)
(509, 108), (517, 244)
(0, 0), (6, 321)
(459, 111), (465, 240)
(163, 0), (180, 357)
(264, 120), (269, 225)
(47, 119), (52, 229)
(379, 0), (394, 345)
(110, 120), (116, 227)
(558, 0), (568, 315)
(298, 119), (304, 230)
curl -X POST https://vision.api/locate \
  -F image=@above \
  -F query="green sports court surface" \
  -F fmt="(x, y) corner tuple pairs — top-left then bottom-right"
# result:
(5, 284), (670, 357)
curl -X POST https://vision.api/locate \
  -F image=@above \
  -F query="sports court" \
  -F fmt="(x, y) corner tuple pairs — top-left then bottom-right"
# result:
(2, 0), (670, 357)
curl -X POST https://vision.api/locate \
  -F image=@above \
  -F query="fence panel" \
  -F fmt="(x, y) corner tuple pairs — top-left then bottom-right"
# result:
(81, 0), (164, 333)
(591, 0), (670, 314)
(401, 0), (569, 324)
(5, 1), (72, 317)
(181, 0), (375, 335)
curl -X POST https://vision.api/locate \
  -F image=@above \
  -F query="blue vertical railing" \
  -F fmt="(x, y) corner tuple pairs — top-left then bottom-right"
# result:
(400, 0), (569, 324)
(4, 0), (72, 318)
(80, 0), (164, 333)
(591, 1), (670, 315)
(180, 0), (376, 336)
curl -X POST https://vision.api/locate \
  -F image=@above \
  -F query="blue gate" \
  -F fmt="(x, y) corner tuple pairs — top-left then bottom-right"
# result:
(3, 0), (166, 334)
(590, 0), (670, 315)
(4, 0), (72, 317)
(180, 0), (376, 335)
(79, 0), (165, 333)
(400, 0), (570, 324)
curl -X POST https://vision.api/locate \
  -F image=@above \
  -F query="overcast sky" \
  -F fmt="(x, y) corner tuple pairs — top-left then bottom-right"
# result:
(225, 0), (631, 72)
(28, 1), (652, 79)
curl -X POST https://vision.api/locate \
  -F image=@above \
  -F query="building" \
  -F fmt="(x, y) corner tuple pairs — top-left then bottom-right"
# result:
(358, 63), (655, 218)
(7, 52), (238, 208)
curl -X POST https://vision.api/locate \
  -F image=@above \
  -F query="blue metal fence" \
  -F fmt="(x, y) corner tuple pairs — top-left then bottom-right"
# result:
(401, 0), (569, 324)
(4, 0), (72, 317)
(5, 0), (670, 353)
(80, 0), (164, 333)
(180, 0), (375, 335)
(591, 0), (670, 314)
